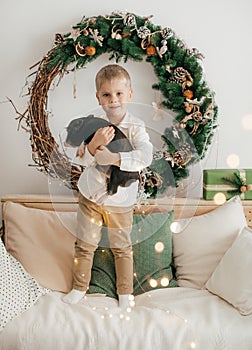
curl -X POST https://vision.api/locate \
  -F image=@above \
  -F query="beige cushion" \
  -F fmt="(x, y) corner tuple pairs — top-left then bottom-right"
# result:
(206, 226), (252, 315)
(3, 201), (77, 292)
(172, 196), (247, 289)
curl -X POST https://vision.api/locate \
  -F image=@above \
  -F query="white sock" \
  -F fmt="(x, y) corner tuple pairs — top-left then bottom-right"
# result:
(118, 294), (135, 309)
(62, 289), (86, 304)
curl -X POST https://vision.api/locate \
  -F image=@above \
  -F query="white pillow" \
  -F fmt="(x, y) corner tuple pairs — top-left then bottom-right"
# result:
(172, 196), (247, 289)
(205, 226), (252, 315)
(0, 239), (50, 331)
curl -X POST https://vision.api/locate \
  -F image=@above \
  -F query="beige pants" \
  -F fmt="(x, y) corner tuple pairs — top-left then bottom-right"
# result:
(72, 194), (134, 295)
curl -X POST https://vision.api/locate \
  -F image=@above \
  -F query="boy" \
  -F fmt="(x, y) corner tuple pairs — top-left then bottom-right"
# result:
(63, 64), (153, 308)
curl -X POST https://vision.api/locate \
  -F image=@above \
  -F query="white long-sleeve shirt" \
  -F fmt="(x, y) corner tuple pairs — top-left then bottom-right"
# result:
(73, 112), (153, 206)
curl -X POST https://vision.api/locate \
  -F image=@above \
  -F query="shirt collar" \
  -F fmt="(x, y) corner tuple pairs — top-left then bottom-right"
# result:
(117, 111), (131, 129)
(102, 111), (131, 129)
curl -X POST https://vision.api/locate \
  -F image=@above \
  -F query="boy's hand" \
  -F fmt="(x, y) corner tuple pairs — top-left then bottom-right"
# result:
(76, 142), (85, 158)
(95, 146), (121, 166)
(88, 126), (115, 156)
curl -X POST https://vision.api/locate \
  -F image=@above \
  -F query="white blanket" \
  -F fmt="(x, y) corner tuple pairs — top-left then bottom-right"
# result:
(1, 288), (252, 350)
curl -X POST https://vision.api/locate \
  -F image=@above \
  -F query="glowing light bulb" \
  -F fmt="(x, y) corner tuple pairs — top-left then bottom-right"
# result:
(213, 192), (226, 205)
(160, 277), (169, 287)
(155, 241), (164, 253)
(226, 153), (240, 168)
(242, 114), (252, 130)
(170, 221), (182, 234)
(149, 278), (158, 288)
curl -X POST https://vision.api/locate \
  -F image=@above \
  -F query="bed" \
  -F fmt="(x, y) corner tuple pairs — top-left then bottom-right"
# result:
(1, 194), (252, 350)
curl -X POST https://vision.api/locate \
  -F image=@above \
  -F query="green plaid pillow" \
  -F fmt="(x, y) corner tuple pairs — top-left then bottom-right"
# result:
(88, 211), (177, 299)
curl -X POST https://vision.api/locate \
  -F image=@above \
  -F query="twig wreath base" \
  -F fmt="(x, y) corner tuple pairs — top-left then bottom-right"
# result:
(16, 12), (218, 199)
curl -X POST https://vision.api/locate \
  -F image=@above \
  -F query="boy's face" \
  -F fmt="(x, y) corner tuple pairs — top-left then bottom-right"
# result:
(96, 78), (133, 123)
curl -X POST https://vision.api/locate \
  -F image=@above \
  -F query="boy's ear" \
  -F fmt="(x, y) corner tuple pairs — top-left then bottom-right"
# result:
(96, 92), (101, 105)
(129, 88), (133, 100)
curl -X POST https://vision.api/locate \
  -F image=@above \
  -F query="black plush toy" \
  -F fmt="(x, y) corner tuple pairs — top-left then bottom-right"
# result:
(65, 115), (139, 195)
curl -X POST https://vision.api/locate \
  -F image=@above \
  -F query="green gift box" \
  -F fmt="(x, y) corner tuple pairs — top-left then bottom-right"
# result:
(203, 169), (252, 200)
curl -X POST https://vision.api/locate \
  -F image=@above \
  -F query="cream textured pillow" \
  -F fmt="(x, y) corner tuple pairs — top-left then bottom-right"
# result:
(205, 226), (252, 315)
(3, 201), (77, 292)
(0, 239), (49, 331)
(172, 196), (247, 289)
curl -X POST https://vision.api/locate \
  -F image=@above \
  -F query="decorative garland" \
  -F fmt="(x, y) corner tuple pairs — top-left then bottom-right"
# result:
(16, 12), (218, 198)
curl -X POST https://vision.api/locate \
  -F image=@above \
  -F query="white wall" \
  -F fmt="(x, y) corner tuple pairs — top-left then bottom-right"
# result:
(1, 0), (252, 204)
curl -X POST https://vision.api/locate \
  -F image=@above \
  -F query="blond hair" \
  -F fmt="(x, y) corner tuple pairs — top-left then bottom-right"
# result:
(95, 64), (131, 91)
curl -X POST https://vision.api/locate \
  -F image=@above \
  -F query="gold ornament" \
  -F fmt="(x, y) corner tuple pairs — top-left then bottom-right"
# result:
(184, 98), (202, 115)
(75, 43), (96, 57)
(240, 185), (247, 193)
(146, 45), (156, 55)
(183, 90), (194, 99)
(184, 101), (194, 113)
(85, 45), (96, 56)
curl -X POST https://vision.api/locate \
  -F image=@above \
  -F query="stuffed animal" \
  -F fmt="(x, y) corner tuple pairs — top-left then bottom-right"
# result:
(65, 115), (139, 195)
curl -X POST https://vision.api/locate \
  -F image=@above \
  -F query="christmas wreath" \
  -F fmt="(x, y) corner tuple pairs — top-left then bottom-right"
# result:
(16, 12), (218, 199)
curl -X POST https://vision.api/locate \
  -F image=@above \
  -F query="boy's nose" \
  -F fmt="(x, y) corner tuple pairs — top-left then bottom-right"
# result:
(110, 94), (118, 103)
